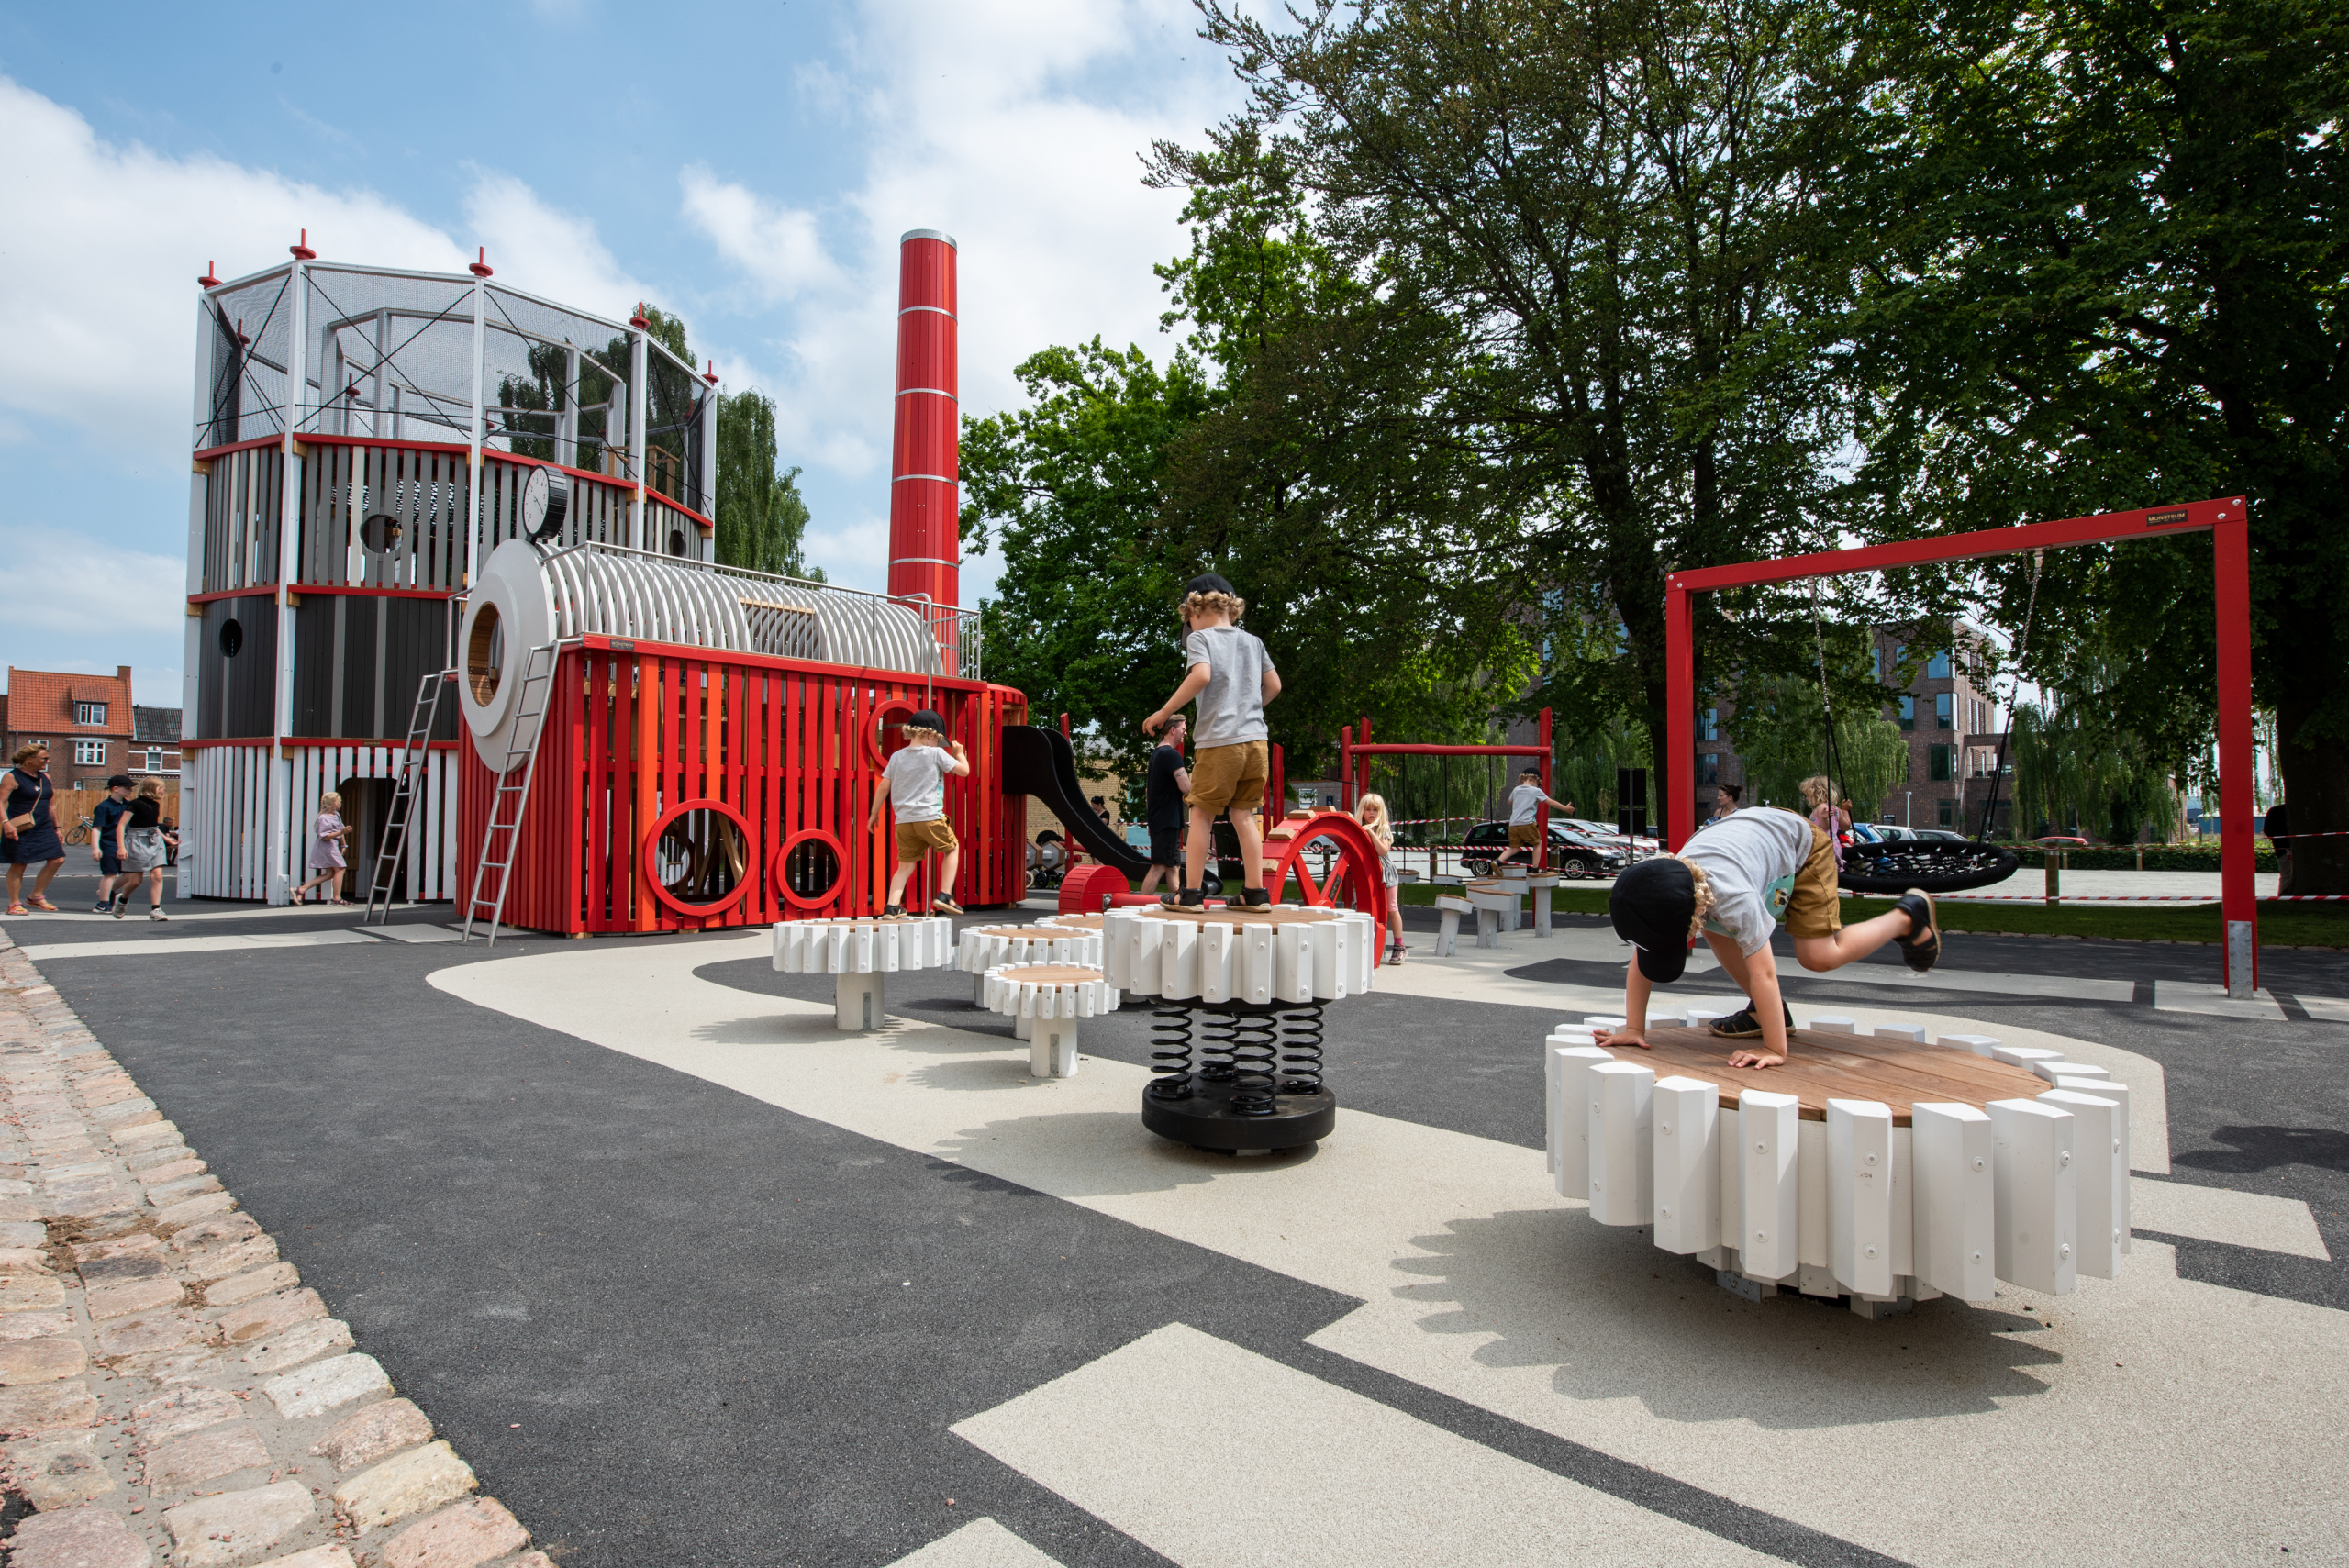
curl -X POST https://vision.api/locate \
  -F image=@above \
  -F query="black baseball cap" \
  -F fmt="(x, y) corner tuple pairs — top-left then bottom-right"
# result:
(1185, 572), (1236, 598)
(1609, 856), (1697, 984)
(906, 709), (946, 733)
(106, 774), (134, 790)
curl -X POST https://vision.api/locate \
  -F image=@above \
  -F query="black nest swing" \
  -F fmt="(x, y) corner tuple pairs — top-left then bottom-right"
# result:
(1807, 567), (2033, 898)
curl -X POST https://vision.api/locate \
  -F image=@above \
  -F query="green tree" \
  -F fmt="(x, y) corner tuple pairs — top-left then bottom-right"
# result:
(1723, 673), (1910, 817)
(1846, 0), (2349, 888)
(714, 389), (818, 579)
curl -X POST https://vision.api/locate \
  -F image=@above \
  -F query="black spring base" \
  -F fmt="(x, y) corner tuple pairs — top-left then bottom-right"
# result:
(1140, 998), (1334, 1152)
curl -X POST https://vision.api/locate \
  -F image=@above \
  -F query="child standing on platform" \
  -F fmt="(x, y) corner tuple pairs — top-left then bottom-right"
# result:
(1143, 573), (1282, 908)
(869, 709), (969, 917)
(1495, 767), (1575, 868)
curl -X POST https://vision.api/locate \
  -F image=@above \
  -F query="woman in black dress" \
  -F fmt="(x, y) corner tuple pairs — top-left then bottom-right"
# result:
(2, 743), (66, 914)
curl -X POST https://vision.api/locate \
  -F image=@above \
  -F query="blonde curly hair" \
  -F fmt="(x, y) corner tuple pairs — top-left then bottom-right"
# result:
(1178, 589), (1246, 626)
(1681, 857), (1717, 940)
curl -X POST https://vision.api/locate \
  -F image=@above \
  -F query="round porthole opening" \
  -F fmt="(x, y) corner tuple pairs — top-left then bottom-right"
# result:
(666, 528), (687, 557)
(652, 806), (750, 909)
(776, 831), (844, 911)
(360, 513), (405, 557)
(467, 604), (504, 706)
(217, 617), (243, 658)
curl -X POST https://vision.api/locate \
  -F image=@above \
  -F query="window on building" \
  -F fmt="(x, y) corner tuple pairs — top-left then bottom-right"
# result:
(1929, 743), (1954, 781)
(74, 702), (107, 727)
(72, 740), (106, 766)
(1935, 692), (1954, 729)
(1939, 798), (1955, 827)
(1926, 651), (1951, 680)
(1898, 695), (1915, 731)
(1699, 708), (1719, 740)
(1698, 752), (1720, 786)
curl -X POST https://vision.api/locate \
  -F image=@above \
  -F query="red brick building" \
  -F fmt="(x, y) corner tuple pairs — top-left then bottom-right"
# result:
(1, 667), (139, 787)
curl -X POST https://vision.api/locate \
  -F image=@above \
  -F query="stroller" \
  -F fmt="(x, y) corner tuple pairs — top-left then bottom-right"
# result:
(1029, 832), (1069, 890)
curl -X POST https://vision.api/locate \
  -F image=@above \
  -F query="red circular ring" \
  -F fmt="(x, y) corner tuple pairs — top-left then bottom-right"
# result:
(772, 828), (851, 913)
(640, 798), (755, 919)
(863, 698), (924, 769)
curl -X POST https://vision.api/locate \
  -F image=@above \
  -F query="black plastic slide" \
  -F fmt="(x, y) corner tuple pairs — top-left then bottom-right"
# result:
(998, 726), (1152, 879)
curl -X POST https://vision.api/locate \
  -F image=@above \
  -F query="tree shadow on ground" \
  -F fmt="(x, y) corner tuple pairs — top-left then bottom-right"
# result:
(2173, 1125), (2349, 1175)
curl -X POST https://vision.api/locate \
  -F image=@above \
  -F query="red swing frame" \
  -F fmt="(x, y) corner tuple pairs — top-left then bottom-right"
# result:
(1664, 497), (2259, 994)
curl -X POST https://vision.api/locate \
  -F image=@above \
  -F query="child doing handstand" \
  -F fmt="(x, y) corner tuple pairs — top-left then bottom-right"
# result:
(867, 710), (969, 916)
(1598, 806), (1941, 1068)
(1142, 573), (1281, 907)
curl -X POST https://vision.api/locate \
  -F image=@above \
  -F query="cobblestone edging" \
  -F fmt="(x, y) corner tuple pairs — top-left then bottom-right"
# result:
(0, 933), (551, 1568)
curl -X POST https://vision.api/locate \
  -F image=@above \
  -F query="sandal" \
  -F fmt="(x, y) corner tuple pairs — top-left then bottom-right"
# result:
(1709, 1001), (1796, 1039)
(1241, 887), (1272, 908)
(28, 896), (58, 913)
(1894, 889), (1940, 973)
(930, 896), (963, 916)
(1161, 888), (1204, 909)
(6, 905), (25, 917)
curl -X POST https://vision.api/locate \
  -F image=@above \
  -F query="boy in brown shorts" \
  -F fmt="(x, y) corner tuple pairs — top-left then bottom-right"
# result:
(867, 709), (969, 916)
(1594, 806), (1942, 1068)
(1142, 573), (1282, 908)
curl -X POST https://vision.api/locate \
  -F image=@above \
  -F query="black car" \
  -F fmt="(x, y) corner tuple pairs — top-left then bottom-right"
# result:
(1459, 821), (1629, 878)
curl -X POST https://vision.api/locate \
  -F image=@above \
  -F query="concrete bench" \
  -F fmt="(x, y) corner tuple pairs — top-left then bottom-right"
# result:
(1432, 895), (1474, 956)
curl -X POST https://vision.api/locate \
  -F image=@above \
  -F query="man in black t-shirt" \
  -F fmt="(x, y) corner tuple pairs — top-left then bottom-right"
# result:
(1136, 715), (1192, 895)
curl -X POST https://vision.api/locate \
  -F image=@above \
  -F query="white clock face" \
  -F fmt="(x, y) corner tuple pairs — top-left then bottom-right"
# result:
(519, 465), (568, 541)
(519, 464), (550, 535)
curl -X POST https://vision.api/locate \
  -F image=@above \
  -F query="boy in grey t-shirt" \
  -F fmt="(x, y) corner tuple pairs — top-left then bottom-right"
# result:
(865, 709), (970, 916)
(1143, 573), (1282, 907)
(1594, 806), (1942, 1069)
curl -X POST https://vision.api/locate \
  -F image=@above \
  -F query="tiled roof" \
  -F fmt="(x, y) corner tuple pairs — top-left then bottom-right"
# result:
(133, 706), (183, 744)
(4, 667), (134, 737)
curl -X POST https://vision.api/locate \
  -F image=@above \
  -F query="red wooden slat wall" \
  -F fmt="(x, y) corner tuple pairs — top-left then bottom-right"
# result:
(457, 641), (1028, 934)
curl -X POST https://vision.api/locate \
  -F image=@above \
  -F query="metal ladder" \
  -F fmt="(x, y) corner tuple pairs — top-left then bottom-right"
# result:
(365, 672), (454, 925)
(460, 643), (558, 947)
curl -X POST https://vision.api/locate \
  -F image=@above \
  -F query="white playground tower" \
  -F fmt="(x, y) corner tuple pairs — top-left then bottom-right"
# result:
(180, 239), (720, 905)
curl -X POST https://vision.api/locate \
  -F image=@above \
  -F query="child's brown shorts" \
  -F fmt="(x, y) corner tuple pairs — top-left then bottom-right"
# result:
(1186, 740), (1267, 814)
(1785, 826), (1843, 939)
(895, 819), (958, 860)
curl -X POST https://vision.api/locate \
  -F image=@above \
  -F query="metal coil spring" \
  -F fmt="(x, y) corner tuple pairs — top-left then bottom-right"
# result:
(1277, 1002), (1325, 1095)
(1227, 1008), (1281, 1117)
(1146, 1001), (1194, 1100)
(1197, 1008), (1238, 1083)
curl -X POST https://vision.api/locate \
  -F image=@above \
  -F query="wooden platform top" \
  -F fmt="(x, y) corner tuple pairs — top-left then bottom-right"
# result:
(1134, 905), (1339, 927)
(1045, 914), (1106, 929)
(1590, 1027), (2050, 1124)
(996, 963), (1106, 984)
(970, 926), (1086, 940)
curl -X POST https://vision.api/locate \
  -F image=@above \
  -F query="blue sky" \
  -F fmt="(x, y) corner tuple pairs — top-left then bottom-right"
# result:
(0, 0), (1241, 710)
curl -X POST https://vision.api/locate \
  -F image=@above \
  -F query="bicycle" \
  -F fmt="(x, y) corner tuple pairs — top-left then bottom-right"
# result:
(62, 816), (91, 847)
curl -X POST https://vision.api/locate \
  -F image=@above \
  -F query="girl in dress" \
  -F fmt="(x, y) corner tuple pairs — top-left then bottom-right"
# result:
(294, 792), (351, 905)
(1355, 791), (1407, 964)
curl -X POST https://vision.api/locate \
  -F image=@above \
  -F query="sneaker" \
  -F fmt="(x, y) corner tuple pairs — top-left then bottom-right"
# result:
(112, 899), (126, 920)
(930, 896), (963, 916)
(1241, 887), (1272, 908)
(1386, 941), (1408, 965)
(1709, 1001), (1796, 1039)
(1895, 889), (1940, 973)
(93, 902), (110, 915)
(1160, 888), (1204, 908)
(149, 910), (168, 922)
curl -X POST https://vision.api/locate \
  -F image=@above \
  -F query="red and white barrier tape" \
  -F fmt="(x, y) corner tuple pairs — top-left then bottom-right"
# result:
(1843, 892), (2348, 904)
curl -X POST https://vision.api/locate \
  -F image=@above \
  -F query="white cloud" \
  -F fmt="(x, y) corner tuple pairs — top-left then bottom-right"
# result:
(0, 75), (466, 462)
(680, 0), (1238, 594)
(0, 524), (187, 639)
(461, 170), (651, 327)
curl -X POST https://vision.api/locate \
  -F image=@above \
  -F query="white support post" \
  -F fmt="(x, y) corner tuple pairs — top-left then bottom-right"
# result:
(699, 380), (719, 561)
(561, 346), (580, 472)
(1653, 1076), (1720, 1254)
(1797, 1119), (1831, 1295)
(1740, 1090), (1800, 1281)
(1943, 1033), (2000, 1058)
(629, 326), (649, 551)
(834, 971), (883, 1031)
(1586, 1061), (1654, 1226)
(184, 295), (213, 785)
(2040, 1088), (2125, 1278)
(270, 257), (310, 906)
(1828, 1098), (1896, 1297)
(467, 272), (486, 587)
(1809, 1016), (1856, 1034)
(1993, 1044), (2065, 1073)
(1547, 1045), (1612, 1198)
(1031, 1017), (1079, 1079)
(1990, 1098), (2077, 1295)
(1716, 1106), (1742, 1265)
(1869, 1021), (1929, 1044)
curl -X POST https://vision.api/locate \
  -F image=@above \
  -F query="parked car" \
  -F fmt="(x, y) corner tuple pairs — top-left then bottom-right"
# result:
(1870, 824), (1920, 841)
(1459, 821), (1629, 879)
(1913, 828), (1969, 842)
(1564, 818), (1662, 856)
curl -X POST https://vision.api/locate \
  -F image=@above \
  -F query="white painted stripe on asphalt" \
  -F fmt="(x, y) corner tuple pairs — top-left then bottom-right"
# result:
(2151, 982), (2288, 1020)
(2133, 1180), (2332, 1261)
(2294, 994), (2349, 1024)
(881, 1518), (1066, 1568)
(952, 1324), (1773, 1568)
(14, 929), (380, 962)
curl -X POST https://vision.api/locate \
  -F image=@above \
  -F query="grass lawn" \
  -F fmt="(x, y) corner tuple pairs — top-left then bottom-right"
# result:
(1397, 880), (2349, 948)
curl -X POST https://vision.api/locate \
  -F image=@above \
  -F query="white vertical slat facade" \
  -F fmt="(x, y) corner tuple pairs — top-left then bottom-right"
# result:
(184, 743), (454, 903)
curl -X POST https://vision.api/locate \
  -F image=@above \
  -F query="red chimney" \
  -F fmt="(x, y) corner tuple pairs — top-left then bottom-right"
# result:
(888, 230), (959, 614)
